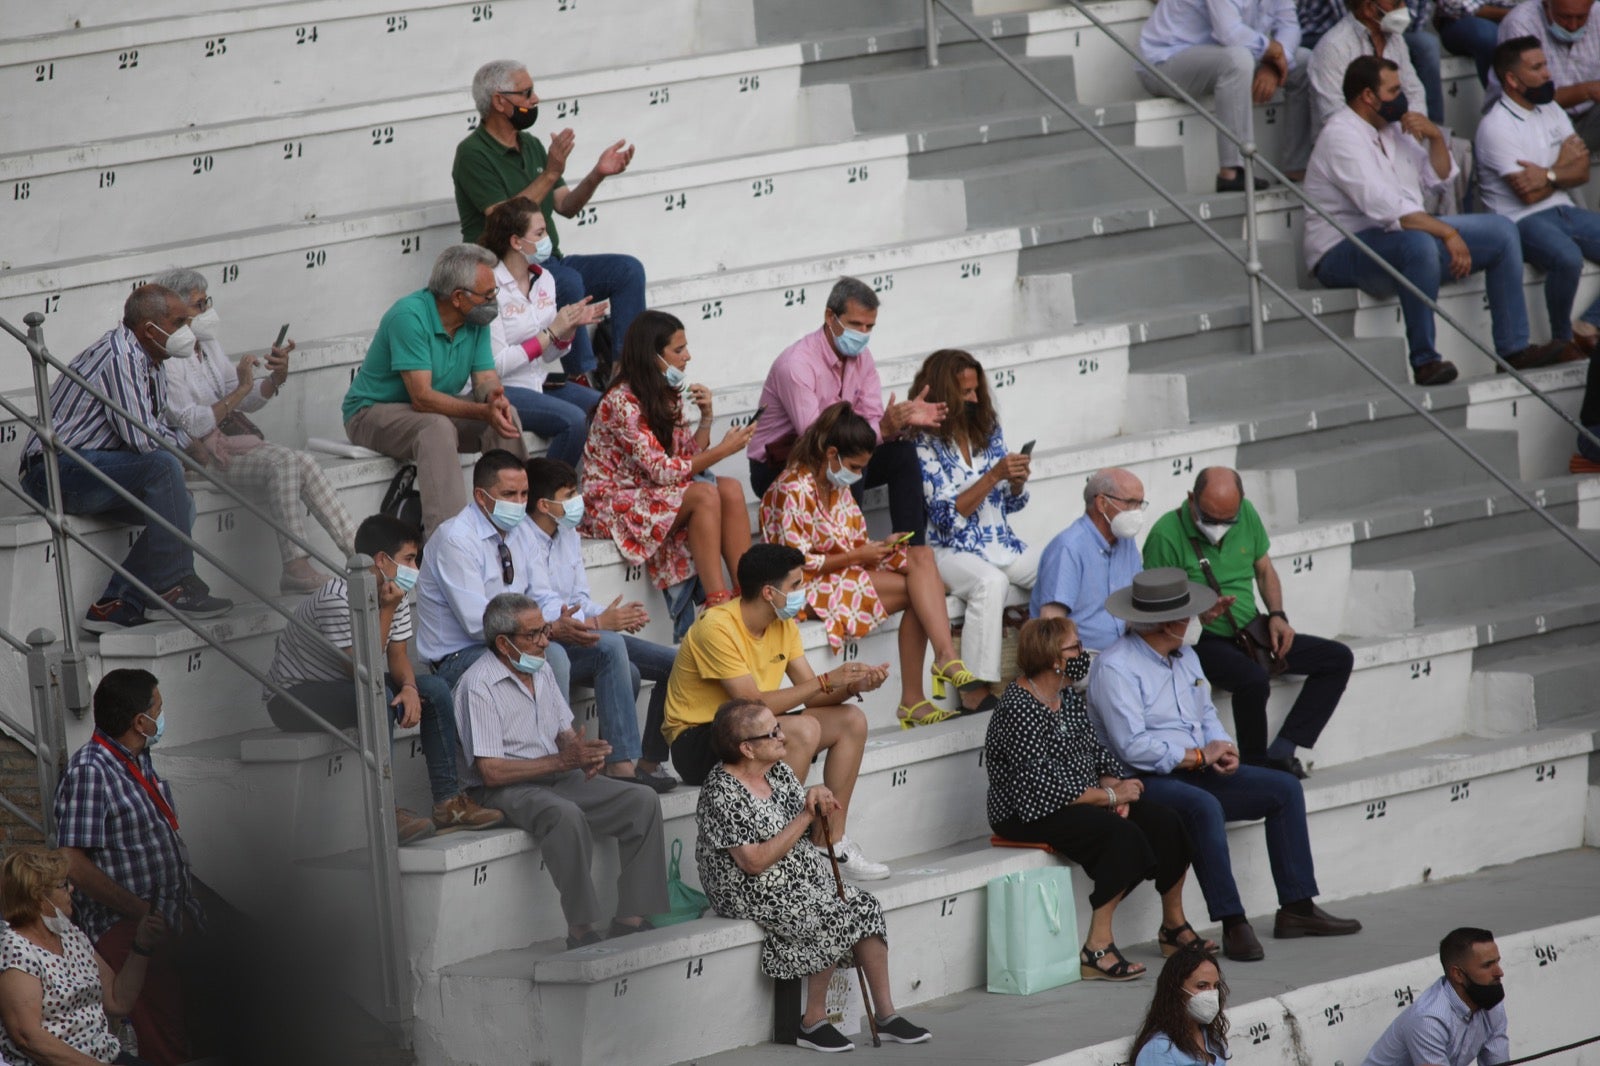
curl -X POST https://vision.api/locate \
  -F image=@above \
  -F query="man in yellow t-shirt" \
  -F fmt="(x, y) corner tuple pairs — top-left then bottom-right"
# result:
(662, 544), (892, 881)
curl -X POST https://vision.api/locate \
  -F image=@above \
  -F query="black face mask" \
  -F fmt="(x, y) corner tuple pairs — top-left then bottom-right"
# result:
(1375, 90), (1409, 123)
(1459, 976), (1505, 1011)
(509, 105), (539, 131)
(1524, 80), (1558, 105)
(963, 400), (981, 419)
(1060, 655), (1091, 683)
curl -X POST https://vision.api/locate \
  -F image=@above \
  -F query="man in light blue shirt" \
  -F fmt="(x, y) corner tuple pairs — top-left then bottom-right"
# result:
(526, 458), (679, 792)
(1138, 0), (1314, 191)
(1365, 928), (1510, 1066)
(1087, 569), (1360, 963)
(1033, 468), (1151, 650)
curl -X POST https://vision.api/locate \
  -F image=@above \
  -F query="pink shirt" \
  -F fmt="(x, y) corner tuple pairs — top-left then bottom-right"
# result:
(749, 326), (887, 463)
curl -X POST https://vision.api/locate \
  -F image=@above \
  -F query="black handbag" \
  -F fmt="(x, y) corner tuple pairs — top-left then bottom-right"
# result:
(1189, 539), (1287, 677)
(380, 463), (424, 538)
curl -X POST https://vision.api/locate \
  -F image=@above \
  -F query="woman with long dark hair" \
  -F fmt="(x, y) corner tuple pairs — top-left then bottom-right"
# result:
(579, 310), (754, 602)
(1130, 948), (1231, 1066)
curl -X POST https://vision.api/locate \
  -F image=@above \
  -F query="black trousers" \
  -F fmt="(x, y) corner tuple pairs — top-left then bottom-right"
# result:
(993, 800), (1190, 910)
(749, 439), (928, 546)
(1193, 630), (1353, 761)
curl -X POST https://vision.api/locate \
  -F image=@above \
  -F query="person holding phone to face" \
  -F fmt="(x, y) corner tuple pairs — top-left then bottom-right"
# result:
(908, 350), (1037, 712)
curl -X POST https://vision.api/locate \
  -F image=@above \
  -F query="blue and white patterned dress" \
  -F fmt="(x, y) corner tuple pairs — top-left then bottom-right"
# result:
(916, 427), (1030, 566)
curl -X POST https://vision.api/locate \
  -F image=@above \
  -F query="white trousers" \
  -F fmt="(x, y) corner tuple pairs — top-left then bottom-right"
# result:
(934, 543), (1042, 684)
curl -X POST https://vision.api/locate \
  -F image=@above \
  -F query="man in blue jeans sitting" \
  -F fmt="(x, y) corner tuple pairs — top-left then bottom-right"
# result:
(19, 285), (233, 632)
(1304, 55), (1571, 385)
(1087, 569), (1361, 963)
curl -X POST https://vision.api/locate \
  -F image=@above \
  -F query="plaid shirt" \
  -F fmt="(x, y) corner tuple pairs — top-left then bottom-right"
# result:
(53, 731), (202, 943)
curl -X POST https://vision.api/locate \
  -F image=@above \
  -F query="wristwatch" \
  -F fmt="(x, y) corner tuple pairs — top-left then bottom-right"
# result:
(1268, 610), (1289, 623)
(1547, 168), (1559, 189)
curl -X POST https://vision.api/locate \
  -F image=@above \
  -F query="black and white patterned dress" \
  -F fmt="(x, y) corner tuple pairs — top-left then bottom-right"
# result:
(695, 762), (887, 979)
(0, 924), (123, 1065)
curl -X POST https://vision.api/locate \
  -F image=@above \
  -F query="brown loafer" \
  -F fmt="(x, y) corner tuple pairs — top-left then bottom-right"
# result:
(1273, 903), (1362, 939)
(1222, 921), (1265, 962)
(1412, 360), (1459, 386)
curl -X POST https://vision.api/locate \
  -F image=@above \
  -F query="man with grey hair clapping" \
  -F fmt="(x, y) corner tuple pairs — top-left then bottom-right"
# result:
(342, 244), (527, 536)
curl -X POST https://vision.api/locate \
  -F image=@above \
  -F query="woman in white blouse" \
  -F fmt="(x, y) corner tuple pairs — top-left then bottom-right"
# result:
(154, 268), (356, 594)
(475, 197), (608, 467)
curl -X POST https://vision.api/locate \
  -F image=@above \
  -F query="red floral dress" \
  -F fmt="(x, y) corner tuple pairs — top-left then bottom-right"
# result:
(579, 383), (699, 589)
(759, 466), (908, 650)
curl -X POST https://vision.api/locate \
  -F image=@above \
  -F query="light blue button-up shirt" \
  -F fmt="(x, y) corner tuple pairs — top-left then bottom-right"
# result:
(526, 522), (605, 624)
(1087, 631), (1233, 774)
(1135, 1032), (1227, 1066)
(1031, 514), (1143, 652)
(415, 502), (540, 661)
(1140, 0), (1303, 68)
(1363, 977), (1509, 1066)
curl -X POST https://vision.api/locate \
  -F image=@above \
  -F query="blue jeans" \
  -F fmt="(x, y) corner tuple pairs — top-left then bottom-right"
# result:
(1516, 205), (1600, 341)
(547, 631), (677, 764)
(1137, 765), (1319, 921)
(1315, 215), (1529, 367)
(1438, 15), (1497, 87)
(431, 644), (490, 689)
(543, 253), (648, 376)
(266, 673), (464, 804)
(22, 449), (195, 608)
(502, 382), (600, 467)
(1405, 28), (1446, 121)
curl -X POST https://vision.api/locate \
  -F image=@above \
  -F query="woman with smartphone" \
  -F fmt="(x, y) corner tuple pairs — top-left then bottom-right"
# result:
(909, 349), (1037, 709)
(759, 402), (976, 728)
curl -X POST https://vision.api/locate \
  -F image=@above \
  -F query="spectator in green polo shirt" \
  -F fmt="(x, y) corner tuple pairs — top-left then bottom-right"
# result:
(452, 59), (645, 386)
(342, 244), (528, 536)
(1141, 467), (1352, 779)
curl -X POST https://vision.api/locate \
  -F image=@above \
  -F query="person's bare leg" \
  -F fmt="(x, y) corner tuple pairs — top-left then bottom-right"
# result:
(668, 480), (727, 595)
(716, 476), (751, 587)
(780, 712), (822, 786)
(802, 968), (836, 1028)
(905, 546), (958, 665)
(866, 570), (928, 707)
(1161, 872), (1196, 932)
(856, 936), (897, 1018)
(804, 704), (866, 841)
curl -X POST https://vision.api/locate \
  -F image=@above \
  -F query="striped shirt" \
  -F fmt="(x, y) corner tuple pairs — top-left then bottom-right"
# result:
(267, 576), (413, 691)
(21, 324), (190, 471)
(53, 731), (201, 944)
(453, 650), (573, 789)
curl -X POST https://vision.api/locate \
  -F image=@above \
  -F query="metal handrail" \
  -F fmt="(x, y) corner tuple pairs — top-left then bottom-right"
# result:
(921, 0), (1600, 573)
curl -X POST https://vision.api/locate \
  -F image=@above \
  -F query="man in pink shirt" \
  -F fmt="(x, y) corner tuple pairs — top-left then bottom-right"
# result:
(748, 276), (946, 544)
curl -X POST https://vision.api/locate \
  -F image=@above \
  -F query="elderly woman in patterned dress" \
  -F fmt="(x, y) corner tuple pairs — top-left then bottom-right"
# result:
(759, 402), (980, 728)
(0, 847), (166, 1066)
(986, 617), (1208, 982)
(578, 310), (754, 604)
(695, 698), (932, 1054)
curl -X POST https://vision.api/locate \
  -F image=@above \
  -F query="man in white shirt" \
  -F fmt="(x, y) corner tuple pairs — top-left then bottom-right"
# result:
(1305, 56), (1569, 385)
(525, 457), (679, 793)
(1137, 0), (1314, 191)
(1478, 36), (1600, 353)
(1309, 0), (1428, 131)
(1493, 0), (1600, 150)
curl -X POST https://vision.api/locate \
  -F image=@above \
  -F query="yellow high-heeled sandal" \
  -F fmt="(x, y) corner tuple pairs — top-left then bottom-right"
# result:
(897, 700), (961, 730)
(930, 658), (980, 700)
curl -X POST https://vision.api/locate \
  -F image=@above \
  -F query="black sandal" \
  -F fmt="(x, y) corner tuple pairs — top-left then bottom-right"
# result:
(1080, 942), (1145, 981)
(1158, 922), (1219, 957)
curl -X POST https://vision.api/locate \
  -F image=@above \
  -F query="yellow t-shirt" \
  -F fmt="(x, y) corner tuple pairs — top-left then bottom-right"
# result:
(662, 601), (805, 744)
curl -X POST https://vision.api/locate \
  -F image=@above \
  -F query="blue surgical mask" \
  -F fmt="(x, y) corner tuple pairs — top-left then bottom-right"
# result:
(770, 587), (806, 621)
(531, 236), (553, 263)
(392, 563), (419, 592)
(486, 495), (526, 532)
(549, 495), (584, 530)
(511, 650), (545, 675)
(661, 359), (687, 388)
(829, 317), (870, 358)
(139, 711), (165, 748)
(827, 456), (863, 488)
(1549, 12), (1586, 42)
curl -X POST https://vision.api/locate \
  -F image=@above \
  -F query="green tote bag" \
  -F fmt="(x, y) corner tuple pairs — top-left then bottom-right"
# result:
(986, 866), (1080, 995)
(652, 838), (710, 927)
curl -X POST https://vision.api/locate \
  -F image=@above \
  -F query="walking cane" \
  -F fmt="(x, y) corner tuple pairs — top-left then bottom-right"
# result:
(820, 814), (881, 1048)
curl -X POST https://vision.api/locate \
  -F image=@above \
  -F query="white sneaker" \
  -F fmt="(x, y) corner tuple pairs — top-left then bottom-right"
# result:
(829, 837), (890, 881)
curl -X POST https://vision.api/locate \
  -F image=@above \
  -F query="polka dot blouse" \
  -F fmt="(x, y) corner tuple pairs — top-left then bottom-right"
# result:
(0, 923), (122, 1064)
(985, 679), (1136, 826)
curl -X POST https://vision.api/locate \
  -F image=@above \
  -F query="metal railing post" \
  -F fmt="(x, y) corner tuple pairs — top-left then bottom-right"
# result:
(1242, 146), (1264, 355)
(346, 555), (411, 1041)
(924, 0), (939, 66)
(25, 628), (67, 844)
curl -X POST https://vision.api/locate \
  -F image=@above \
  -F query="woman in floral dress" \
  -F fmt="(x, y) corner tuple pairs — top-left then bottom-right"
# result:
(579, 310), (754, 602)
(759, 402), (983, 727)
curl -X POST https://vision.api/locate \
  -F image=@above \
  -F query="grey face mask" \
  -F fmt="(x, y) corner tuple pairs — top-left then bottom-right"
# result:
(463, 300), (499, 327)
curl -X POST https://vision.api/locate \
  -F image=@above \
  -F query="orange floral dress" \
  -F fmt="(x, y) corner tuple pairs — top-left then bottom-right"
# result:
(759, 466), (909, 650)
(578, 383), (699, 589)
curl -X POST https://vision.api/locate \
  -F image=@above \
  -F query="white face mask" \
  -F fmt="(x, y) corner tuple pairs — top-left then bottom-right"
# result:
(1103, 502), (1145, 540)
(42, 902), (72, 939)
(1186, 988), (1221, 1025)
(189, 306), (221, 341)
(1175, 617), (1202, 646)
(1379, 4), (1412, 33)
(152, 323), (197, 359)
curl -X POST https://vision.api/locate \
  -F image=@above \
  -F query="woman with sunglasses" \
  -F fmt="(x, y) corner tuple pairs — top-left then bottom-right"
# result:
(1129, 947), (1231, 1065)
(694, 698), (932, 1054)
(985, 618), (1210, 982)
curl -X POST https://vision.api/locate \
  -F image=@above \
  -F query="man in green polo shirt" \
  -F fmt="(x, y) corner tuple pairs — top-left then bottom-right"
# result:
(1141, 466), (1352, 778)
(452, 59), (645, 383)
(343, 244), (527, 535)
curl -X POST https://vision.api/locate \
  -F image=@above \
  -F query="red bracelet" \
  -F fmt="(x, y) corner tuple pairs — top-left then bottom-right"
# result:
(550, 332), (573, 351)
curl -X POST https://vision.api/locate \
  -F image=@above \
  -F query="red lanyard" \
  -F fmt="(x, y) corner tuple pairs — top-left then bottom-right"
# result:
(93, 734), (178, 832)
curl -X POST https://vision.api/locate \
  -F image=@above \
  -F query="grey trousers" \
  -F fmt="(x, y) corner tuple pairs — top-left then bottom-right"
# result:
(473, 770), (668, 927)
(1139, 44), (1313, 172)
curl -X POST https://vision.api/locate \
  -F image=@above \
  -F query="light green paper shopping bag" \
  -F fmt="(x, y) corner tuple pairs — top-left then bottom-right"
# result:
(986, 866), (1080, 995)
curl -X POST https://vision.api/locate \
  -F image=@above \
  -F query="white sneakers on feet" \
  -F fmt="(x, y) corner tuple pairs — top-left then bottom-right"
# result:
(827, 836), (890, 881)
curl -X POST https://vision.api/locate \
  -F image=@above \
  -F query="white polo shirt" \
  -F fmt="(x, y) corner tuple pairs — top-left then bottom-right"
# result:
(1475, 96), (1577, 223)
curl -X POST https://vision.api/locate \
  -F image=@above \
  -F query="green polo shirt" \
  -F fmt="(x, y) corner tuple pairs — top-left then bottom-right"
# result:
(1142, 498), (1270, 635)
(341, 289), (493, 422)
(452, 125), (567, 250)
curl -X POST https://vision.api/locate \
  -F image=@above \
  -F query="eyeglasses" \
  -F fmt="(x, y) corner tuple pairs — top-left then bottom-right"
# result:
(740, 724), (783, 743)
(510, 625), (552, 643)
(456, 286), (497, 303)
(1060, 642), (1083, 656)
(1104, 494), (1149, 511)
(497, 86), (536, 100)
(497, 541), (515, 586)
(192, 295), (213, 312)
(1194, 506), (1240, 526)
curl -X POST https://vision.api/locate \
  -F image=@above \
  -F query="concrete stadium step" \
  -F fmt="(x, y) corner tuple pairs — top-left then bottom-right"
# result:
(0, 0), (758, 153)
(1472, 626), (1600, 733)
(1056, 239), (1302, 323)
(1150, 339), (1411, 421)
(957, 145), (1187, 226)
(834, 55), (1081, 133)
(0, 46), (858, 267)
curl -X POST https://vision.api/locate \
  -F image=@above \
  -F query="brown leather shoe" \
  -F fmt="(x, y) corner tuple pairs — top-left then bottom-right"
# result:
(1412, 360), (1459, 386)
(396, 808), (436, 846)
(1499, 340), (1568, 372)
(433, 793), (506, 834)
(1222, 921), (1265, 962)
(1273, 903), (1363, 938)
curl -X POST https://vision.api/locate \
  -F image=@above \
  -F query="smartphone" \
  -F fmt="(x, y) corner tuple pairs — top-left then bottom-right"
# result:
(888, 530), (916, 547)
(1020, 440), (1036, 457)
(273, 323), (290, 349)
(751, 405), (767, 423)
